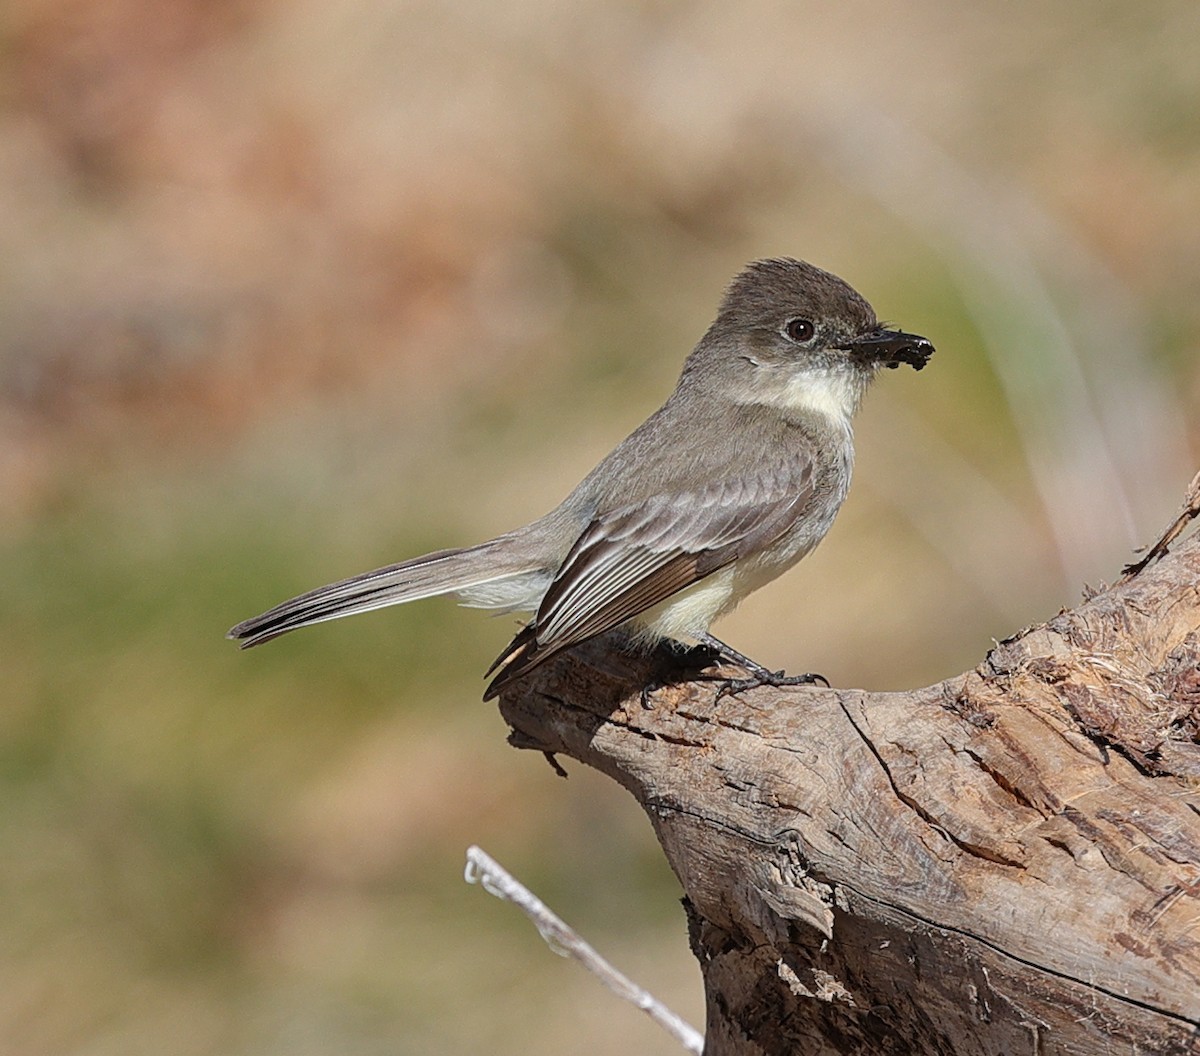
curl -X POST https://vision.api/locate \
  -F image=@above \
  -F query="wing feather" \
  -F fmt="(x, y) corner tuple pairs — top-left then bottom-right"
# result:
(484, 449), (817, 698)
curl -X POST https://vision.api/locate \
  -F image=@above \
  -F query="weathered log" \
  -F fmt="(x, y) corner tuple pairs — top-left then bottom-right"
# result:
(495, 498), (1200, 1055)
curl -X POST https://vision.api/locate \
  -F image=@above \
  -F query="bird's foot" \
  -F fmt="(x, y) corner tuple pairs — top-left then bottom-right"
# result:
(695, 633), (829, 702)
(713, 669), (829, 702)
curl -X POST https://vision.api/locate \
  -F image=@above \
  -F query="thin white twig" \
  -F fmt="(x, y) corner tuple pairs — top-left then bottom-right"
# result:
(464, 845), (704, 1054)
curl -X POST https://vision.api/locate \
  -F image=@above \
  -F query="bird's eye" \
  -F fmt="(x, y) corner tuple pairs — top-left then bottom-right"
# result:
(784, 318), (815, 343)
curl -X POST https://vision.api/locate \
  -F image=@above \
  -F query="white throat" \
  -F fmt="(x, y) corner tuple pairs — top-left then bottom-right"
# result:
(753, 367), (871, 424)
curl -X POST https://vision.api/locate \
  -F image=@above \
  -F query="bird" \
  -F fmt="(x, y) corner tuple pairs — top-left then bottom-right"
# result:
(228, 258), (933, 699)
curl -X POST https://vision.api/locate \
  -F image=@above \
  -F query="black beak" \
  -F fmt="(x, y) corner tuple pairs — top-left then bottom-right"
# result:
(841, 328), (935, 371)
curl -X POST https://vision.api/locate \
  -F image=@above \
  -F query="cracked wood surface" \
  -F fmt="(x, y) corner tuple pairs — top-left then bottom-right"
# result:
(495, 530), (1200, 1055)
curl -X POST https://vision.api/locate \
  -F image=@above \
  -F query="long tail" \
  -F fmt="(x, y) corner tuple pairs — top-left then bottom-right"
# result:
(227, 537), (544, 648)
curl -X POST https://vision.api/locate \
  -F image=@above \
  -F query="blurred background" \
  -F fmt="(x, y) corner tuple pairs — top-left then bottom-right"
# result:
(2, 0), (1198, 1052)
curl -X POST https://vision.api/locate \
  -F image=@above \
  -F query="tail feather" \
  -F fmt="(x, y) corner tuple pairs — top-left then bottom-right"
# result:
(228, 540), (542, 648)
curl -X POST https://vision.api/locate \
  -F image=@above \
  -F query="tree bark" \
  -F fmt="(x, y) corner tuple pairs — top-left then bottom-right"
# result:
(494, 493), (1200, 1055)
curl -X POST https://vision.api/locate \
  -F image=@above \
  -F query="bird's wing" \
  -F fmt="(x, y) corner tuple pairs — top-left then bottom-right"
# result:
(484, 452), (816, 697)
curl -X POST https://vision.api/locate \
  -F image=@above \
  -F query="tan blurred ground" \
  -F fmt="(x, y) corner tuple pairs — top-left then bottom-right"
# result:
(1, 1), (1198, 1053)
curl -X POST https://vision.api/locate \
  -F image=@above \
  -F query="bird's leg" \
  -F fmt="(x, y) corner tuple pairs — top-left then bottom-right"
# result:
(696, 632), (829, 701)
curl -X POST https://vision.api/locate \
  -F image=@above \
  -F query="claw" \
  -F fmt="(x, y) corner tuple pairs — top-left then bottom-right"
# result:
(713, 670), (829, 703)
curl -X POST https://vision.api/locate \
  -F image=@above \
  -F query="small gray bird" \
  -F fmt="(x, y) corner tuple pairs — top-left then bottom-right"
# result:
(229, 258), (932, 699)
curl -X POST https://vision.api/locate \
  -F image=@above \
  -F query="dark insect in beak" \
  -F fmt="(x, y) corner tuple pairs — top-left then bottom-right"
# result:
(839, 328), (935, 371)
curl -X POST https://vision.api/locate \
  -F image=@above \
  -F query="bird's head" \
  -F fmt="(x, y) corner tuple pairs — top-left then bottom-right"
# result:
(690, 258), (933, 421)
